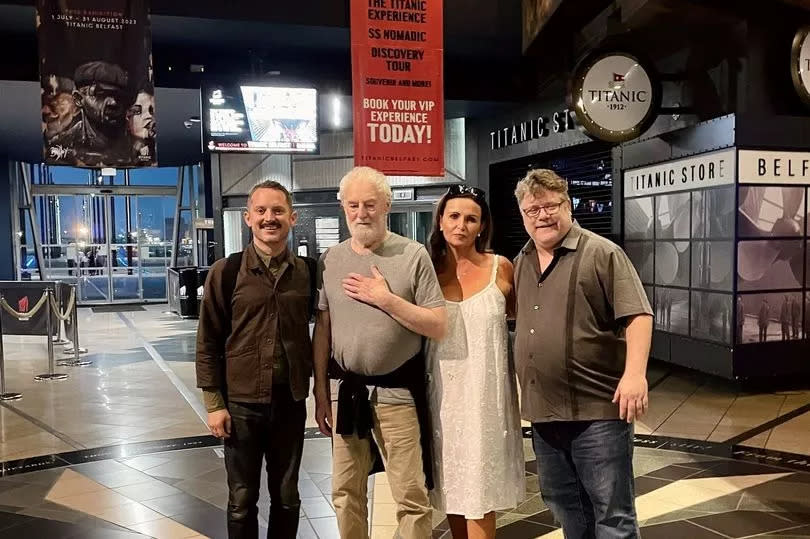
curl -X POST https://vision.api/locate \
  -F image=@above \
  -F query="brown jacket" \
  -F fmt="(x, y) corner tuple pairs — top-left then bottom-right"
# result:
(195, 245), (313, 403)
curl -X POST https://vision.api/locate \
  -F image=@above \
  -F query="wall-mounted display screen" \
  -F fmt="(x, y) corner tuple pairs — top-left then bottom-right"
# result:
(204, 84), (318, 154)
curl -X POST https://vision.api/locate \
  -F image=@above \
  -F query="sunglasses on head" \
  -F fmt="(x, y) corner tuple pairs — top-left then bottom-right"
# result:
(447, 184), (486, 200)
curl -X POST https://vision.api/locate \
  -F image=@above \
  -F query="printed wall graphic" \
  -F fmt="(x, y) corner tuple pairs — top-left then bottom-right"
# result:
(692, 186), (735, 239)
(654, 287), (689, 336)
(692, 292), (732, 344)
(804, 241), (810, 288)
(350, 0), (444, 176)
(737, 240), (804, 291)
(806, 292), (810, 337)
(737, 292), (803, 344)
(624, 196), (654, 240)
(37, 0), (156, 168)
(738, 186), (806, 238)
(625, 241), (653, 284)
(655, 192), (691, 240)
(655, 241), (690, 287)
(692, 241), (733, 291)
(622, 175), (810, 350)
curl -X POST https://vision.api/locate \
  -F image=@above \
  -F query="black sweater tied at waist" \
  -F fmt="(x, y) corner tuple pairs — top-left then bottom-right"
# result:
(329, 353), (434, 490)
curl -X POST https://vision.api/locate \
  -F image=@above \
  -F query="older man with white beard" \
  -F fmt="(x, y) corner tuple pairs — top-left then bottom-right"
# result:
(313, 166), (447, 539)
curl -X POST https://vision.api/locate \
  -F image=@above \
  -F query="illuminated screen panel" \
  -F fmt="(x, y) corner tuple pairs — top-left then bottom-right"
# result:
(204, 85), (318, 154)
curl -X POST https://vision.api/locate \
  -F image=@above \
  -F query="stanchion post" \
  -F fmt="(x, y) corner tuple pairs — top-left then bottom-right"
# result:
(0, 293), (22, 401)
(61, 286), (91, 367)
(63, 290), (88, 356)
(34, 288), (68, 382)
(52, 285), (69, 346)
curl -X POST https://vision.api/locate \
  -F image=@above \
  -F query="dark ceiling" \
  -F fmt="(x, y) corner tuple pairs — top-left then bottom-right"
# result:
(0, 1), (532, 102)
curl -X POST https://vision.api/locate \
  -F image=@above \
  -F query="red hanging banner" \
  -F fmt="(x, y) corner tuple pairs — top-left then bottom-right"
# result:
(351, 0), (444, 176)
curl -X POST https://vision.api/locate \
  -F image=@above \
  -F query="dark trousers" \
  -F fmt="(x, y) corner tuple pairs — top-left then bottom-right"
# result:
(225, 385), (306, 539)
(759, 325), (767, 342)
(532, 420), (639, 539)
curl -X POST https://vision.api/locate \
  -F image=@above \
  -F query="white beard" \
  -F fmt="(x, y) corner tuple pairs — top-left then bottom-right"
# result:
(351, 225), (385, 247)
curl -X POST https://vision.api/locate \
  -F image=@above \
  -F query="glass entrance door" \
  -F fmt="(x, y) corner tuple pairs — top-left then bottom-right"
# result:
(110, 195), (140, 301)
(32, 192), (175, 304)
(35, 193), (110, 302)
(78, 194), (111, 303)
(136, 195), (174, 300)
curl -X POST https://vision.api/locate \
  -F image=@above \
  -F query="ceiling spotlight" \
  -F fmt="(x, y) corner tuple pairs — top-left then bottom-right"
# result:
(183, 120), (193, 129)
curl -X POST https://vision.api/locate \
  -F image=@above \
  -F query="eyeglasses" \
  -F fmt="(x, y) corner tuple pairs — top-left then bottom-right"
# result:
(447, 184), (486, 201)
(521, 201), (566, 219)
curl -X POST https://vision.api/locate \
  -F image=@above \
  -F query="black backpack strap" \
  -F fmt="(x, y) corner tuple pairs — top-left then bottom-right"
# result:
(211, 251), (242, 406)
(299, 255), (318, 320)
(222, 251), (243, 336)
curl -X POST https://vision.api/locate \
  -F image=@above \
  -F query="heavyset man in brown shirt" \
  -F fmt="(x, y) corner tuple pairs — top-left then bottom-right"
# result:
(196, 180), (314, 539)
(513, 169), (653, 539)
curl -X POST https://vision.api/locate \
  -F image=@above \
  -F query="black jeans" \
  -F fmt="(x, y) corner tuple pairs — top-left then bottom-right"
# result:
(532, 420), (639, 539)
(225, 385), (306, 539)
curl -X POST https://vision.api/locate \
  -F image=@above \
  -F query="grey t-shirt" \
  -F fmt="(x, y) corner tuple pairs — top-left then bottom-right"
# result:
(318, 232), (444, 404)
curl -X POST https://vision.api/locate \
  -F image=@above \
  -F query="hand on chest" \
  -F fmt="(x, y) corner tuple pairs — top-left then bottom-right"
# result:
(331, 262), (411, 302)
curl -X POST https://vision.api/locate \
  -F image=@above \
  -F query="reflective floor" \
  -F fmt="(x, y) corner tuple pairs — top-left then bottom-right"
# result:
(0, 306), (808, 538)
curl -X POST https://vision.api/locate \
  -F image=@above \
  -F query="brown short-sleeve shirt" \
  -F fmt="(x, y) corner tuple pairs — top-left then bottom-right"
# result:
(513, 223), (653, 423)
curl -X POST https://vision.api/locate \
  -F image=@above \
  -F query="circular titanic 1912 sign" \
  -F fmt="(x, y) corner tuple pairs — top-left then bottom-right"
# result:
(791, 26), (810, 107)
(571, 51), (660, 143)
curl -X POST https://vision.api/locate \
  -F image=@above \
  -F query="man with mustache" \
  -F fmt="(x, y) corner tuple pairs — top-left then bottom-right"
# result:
(513, 169), (652, 539)
(197, 180), (315, 538)
(313, 166), (447, 538)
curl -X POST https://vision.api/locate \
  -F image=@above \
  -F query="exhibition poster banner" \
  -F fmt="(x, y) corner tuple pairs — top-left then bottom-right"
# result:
(37, 0), (156, 168)
(351, 0), (444, 176)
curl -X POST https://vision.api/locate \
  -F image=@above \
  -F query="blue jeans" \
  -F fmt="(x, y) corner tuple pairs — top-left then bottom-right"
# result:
(531, 420), (639, 539)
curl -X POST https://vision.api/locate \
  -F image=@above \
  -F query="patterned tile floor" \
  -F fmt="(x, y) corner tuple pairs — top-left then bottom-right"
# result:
(0, 438), (810, 538)
(0, 305), (808, 537)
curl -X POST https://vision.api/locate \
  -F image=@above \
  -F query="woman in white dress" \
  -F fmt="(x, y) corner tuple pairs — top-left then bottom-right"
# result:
(426, 185), (525, 538)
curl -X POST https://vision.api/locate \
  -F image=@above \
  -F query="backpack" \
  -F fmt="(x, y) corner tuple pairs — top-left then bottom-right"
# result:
(220, 251), (318, 335)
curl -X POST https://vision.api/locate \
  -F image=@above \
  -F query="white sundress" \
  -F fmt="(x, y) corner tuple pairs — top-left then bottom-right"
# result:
(426, 255), (525, 519)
